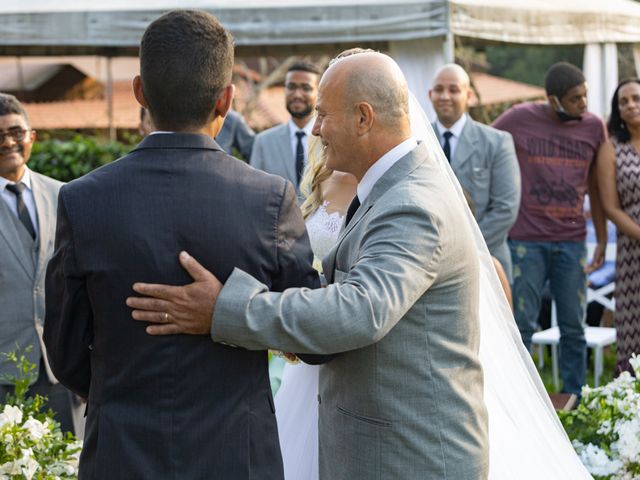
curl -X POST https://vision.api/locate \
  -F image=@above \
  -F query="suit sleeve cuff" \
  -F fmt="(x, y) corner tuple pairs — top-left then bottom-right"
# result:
(210, 267), (269, 344)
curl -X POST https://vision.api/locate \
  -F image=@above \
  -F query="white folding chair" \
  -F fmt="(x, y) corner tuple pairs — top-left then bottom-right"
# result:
(532, 291), (616, 390)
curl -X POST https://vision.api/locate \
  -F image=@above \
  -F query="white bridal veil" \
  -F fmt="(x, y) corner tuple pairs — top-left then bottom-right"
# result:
(407, 94), (591, 479)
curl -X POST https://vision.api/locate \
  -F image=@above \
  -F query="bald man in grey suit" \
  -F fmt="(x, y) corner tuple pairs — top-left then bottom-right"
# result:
(429, 64), (520, 282)
(130, 52), (489, 479)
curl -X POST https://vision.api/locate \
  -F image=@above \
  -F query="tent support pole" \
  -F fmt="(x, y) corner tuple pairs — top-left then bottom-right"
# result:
(107, 56), (115, 141)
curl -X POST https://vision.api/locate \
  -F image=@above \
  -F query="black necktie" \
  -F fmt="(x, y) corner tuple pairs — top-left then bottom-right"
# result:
(442, 131), (453, 162)
(345, 195), (360, 226)
(6, 183), (36, 240)
(295, 131), (306, 186)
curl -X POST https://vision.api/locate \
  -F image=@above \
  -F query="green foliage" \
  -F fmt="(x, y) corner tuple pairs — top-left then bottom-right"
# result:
(558, 355), (640, 478)
(1, 348), (43, 415)
(28, 135), (134, 182)
(0, 349), (81, 478)
(485, 45), (584, 87)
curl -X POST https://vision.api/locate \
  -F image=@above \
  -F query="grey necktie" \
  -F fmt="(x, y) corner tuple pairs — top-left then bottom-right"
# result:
(6, 183), (36, 240)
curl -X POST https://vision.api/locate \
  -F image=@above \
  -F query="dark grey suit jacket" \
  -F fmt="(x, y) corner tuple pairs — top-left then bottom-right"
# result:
(44, 133), (319, 479)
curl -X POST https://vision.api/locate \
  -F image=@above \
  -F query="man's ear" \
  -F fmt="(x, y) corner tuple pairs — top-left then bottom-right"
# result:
(133, 76), (148, 109)
(547, 94), (560, 110)
(214, 84), (235, 119)
(355, 102), (374, 135)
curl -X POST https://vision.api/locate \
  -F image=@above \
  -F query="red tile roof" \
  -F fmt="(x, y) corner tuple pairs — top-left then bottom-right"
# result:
(22, 72), (545, 131)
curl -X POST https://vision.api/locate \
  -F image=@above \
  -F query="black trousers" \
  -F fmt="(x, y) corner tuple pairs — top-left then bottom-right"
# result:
(0, 358), (75, 434)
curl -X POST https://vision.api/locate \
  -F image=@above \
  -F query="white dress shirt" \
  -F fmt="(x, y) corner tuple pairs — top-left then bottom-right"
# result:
(288, 118), (315, 164)
(436, 114), (467, 162)
(0, 167), (39, 236)
(357, 137), (418, 203)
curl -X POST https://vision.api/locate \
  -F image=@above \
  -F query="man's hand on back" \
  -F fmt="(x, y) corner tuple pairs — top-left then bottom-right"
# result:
(127, 251), (221, 335)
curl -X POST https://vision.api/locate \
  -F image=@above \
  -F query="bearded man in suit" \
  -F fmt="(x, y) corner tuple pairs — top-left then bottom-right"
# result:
(429, 63), (520, 281)
(44, 10), (318, 479)
(250, 61), (320, 193)
(129, 52), (489, 479)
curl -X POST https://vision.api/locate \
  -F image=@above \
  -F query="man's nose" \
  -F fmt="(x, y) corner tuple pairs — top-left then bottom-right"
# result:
(0, 134), (16, 148)
(579, 96), (588, 110)
(311, 118), (321, 136)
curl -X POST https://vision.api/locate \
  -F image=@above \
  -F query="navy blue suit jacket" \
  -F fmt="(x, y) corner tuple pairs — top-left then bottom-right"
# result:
(44, 133), (319, 479)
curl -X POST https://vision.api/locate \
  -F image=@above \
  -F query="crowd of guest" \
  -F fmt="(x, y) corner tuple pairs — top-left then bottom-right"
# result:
(1, 53), (639, 434)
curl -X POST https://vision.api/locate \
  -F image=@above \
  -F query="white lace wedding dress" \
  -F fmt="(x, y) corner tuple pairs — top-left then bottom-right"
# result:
(275, 201), (343, 480)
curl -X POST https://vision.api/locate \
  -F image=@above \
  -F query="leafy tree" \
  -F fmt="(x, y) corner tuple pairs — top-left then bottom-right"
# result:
(484, 45), (584, 87)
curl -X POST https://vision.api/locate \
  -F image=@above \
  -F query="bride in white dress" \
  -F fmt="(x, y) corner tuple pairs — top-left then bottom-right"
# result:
(275, 54), (591, 480)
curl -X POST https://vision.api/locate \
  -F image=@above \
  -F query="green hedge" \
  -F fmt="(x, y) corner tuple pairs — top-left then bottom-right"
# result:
(29, 135), (135, 182)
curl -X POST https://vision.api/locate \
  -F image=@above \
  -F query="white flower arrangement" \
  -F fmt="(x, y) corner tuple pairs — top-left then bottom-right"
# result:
(560, 354), (640, 479)
(0, 351), (81, 480)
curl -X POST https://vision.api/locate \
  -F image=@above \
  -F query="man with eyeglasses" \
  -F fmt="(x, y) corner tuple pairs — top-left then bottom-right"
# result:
(0, 93), (75, 433)
(250, 61), (320, 195)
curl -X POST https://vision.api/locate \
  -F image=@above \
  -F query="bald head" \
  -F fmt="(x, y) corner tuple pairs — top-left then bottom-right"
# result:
(326, 52), (410, 128)
(433, 64), (470, 88)
(312, 52), (412, 180)
(429, 63), (472, 128)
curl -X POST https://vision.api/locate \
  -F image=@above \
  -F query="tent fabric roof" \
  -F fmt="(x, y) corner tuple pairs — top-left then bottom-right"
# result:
(3, 0), (640, 56)
(0, 0), (640, 56)
(452, 0), (640, 44)
(0, 1), (447, 54)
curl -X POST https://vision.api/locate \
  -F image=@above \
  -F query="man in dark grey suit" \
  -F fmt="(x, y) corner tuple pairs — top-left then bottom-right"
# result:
(44, 10), (318, 479)
(429, 63), (520, 281)
(0, 93), (74, 432)
(250, 62), (320, 192)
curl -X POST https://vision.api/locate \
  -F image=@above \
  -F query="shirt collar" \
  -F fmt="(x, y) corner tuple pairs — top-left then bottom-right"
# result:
(436, 113), (467, 139)
(288, 117), (314, 139)
(357, 137), (418, 203)
(0, 166), (32, 191)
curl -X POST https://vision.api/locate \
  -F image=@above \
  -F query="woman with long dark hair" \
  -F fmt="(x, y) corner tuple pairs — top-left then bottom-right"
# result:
(597, 78), (640, 375)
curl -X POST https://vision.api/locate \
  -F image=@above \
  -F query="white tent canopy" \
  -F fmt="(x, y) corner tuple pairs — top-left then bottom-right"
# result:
(3, 0), (640, 116)
(4, 0), (640, 47)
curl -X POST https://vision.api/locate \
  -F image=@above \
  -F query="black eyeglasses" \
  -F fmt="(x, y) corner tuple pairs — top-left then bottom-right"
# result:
(0, 128), (31, 144)
(285, 83), (315, 93)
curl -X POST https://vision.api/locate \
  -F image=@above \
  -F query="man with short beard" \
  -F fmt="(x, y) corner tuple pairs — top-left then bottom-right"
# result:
(250, 61), (320, 194)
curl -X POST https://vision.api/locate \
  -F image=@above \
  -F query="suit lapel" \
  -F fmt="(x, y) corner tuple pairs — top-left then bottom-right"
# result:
(0, 193), (33, 278)
(31, 173), (55, 280)
(323, 143), (429, 283)
(451, 120), (477, 169)
(275, 125), (296, 185)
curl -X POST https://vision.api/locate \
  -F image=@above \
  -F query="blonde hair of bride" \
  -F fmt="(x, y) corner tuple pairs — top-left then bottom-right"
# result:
(300, 135), (332, 219)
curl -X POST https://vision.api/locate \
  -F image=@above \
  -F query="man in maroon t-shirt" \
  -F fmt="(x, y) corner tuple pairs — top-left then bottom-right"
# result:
(493, 62), (607, 397)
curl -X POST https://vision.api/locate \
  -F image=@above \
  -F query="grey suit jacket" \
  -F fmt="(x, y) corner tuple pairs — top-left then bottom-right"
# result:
(435, 119), (520, 281)
(250, 124), (298, 188)
(213, 143), (489, 479)
(0, 170), (62, 384)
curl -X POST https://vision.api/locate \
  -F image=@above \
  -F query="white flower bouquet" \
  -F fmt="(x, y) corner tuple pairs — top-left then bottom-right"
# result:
(560, 354), (640, 479)
(0, 351), (81, 480)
